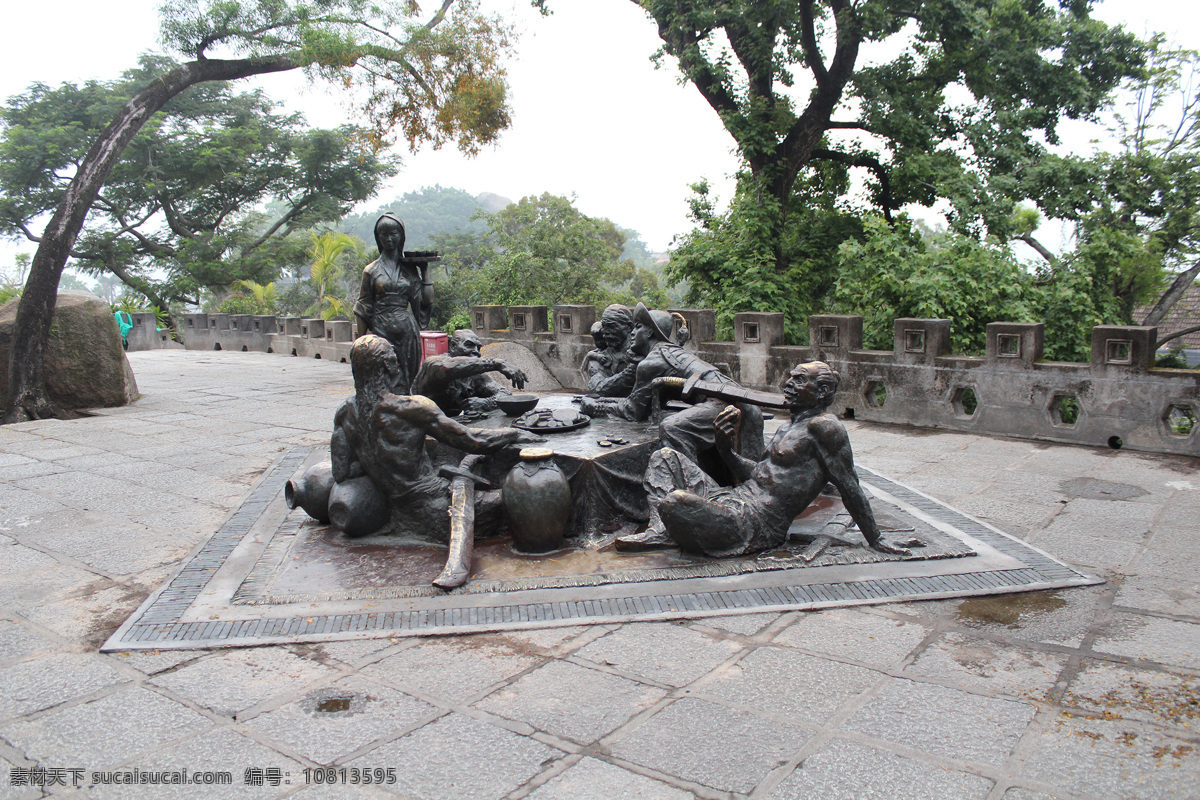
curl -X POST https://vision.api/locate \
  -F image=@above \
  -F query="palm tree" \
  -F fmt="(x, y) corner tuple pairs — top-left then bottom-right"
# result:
(307, 231), (363, 319)
(231, 279), (279, 314)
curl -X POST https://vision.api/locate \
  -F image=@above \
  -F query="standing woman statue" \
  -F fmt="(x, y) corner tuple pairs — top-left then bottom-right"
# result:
(354, 213), (433, 393)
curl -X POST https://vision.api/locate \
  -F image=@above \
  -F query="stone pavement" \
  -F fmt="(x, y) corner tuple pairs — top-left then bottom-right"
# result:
(0, 350), (1197, 799)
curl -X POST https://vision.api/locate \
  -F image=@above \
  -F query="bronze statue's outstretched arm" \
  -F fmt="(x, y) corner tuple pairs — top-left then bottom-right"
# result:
(809, 416), (909, 556)
(413, 356), (526, 396)
(395, 395), (542, 452)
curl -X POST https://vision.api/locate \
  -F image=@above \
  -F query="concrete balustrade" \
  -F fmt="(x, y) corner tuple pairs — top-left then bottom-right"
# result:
(125, 305), (1197, 455)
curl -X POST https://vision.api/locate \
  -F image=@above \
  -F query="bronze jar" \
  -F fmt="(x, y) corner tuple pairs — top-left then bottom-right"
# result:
(285, 462), (334, 523)
(502, 448), (571, 552)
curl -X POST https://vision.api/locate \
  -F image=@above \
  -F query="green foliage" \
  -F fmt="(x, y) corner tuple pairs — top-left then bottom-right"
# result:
(833, 218), (1038, 354)
(1, 253), (28, 303)
(1166, 404), (1197, 435)
(423, 193), (674, 327)
(1057, 395), (1081, 426)
(448, 193), (626, 314)
(577, 0), (1168, 350)
(305, 230), (364, 319)
(158, 0), (515, 155)
(828, 218), (1126, 362)
(216, 294), (268, 315)
(111, 294), (170, 331)
(621, 0), (1144, 243)
(670, 171), (863, 343)
(604, 259), (670, 309)
(1155, 349), (1190, 369)
(218, 280), (279, 315)
(277, 280), (319, 317)
(441, 312), (472, 335)
(0, 56), (397, 308)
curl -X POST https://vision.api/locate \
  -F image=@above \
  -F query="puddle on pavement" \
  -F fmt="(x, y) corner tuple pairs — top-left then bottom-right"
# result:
(315, 696), (353, 713)
(1059, 477), (1149, 501)
(956, 590), (1067, 627)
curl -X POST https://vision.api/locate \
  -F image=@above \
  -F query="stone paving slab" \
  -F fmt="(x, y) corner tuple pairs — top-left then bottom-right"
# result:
(1, 350), (1197, 799)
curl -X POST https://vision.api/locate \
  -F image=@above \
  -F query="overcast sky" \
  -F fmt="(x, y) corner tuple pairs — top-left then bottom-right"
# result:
(1, 0), (1198, 271)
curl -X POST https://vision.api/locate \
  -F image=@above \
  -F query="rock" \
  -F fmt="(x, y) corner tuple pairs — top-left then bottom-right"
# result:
(0, 290), (139, 411)
(480, 341), (562, 391)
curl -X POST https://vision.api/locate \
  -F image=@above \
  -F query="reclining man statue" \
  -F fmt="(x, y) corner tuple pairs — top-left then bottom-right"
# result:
(580, 303), (764, 471)
(331, 334), (541, 540)
(623, 360), (910, 557)
(410, 329), (527, 416)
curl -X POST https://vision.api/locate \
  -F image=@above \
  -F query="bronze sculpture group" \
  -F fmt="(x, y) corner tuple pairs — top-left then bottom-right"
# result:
(289, 213), (909, 589)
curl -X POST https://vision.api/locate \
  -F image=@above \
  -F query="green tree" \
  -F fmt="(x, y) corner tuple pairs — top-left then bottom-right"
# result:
(555, 0), (1146, 335)
(831, 217), (1116, 362)
(0, 57), (397, 312)
(218, 279), (280, 315)
(305, 230), (365, 319)
(462, 193), (626, 310)
(587, 0), (1143, 250)
(671, 162), (864, 341)
(428, 229), (487, 327)
(1050, 43), (1200, 327)
(4, 0), (515, 422)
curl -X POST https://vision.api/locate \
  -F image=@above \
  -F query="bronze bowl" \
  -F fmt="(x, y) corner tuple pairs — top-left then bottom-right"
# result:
(496, 394), (539, 416)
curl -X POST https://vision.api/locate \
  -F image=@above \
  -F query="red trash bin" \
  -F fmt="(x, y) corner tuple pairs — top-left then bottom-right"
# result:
(419, 331), (449, 362)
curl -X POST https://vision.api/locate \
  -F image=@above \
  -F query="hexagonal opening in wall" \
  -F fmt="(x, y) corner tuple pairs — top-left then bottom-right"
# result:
(864, 379), (887, 408)
(950, 386), (979, 420)
(1164, 403), (1198, 437)
(1048, 393), (1081, 428)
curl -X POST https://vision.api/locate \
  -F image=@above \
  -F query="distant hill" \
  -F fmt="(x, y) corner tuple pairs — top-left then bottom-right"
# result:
(341, 186), (506, 249)
(474, 192), (513, 214)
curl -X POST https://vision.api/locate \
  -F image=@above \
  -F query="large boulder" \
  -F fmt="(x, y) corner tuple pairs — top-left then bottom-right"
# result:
(480, 340), (562, 391)
(0, 291), (139, 411)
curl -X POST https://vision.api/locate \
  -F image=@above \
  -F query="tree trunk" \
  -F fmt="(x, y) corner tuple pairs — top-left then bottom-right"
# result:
(1142, 260), (1200, 328)
(3, 55), (297, 423)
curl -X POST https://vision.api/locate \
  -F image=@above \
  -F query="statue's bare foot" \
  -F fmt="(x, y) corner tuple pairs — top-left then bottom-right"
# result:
(615, 529), (674, 552)
(870, 538), (910, 557)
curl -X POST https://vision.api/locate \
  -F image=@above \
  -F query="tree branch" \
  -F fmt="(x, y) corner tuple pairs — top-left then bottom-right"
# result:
(425, 0), (456, 30)
(1155, 323), (1200, 348)
(1143, 259), (1200, 327)
(798, 0), (828, 85)
(1016, 233), (1057, 265)
(103, 253), (174, 312)
(810, 147), (893, 221)
(638, 1), (742, 129)
(241, 195), (313, 254)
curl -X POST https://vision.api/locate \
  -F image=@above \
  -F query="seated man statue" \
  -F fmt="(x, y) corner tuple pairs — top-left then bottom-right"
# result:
(623, 360), (909, 557)
(410, 329), (527, 416)
(580, 303), (764, 468)
(581, 303), (638, 397)
(332, 335), (541, 540)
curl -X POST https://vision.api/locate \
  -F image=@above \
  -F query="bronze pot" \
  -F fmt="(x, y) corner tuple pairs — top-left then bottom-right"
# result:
(328, 476), (389, 537)
(285, 462), (334, 523)
(502, 448), (570, 553)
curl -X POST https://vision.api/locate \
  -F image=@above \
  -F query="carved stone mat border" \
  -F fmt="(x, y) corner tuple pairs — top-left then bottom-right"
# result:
(102, 447), (1103, 651)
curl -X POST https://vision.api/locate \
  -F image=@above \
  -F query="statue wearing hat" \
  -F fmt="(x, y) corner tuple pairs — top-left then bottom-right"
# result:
(580, 302), (765, 481)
